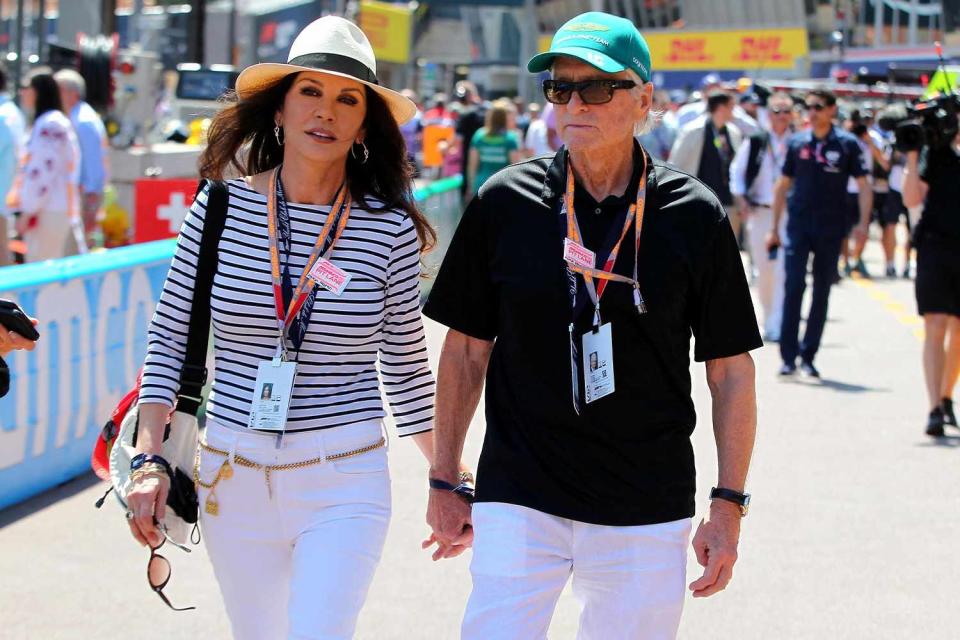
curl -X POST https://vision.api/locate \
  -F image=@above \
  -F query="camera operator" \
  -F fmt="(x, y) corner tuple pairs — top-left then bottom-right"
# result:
(902, 133), (960, 436)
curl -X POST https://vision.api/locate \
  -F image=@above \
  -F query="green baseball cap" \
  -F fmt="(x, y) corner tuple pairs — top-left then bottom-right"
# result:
(528, 12), (651, 82)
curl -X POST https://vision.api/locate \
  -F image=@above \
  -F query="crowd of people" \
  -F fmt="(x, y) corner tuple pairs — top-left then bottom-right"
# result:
(0, 65), (108, 266)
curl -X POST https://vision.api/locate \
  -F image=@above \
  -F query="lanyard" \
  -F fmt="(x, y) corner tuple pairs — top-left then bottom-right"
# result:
(562, 153), (648, 328)
(266, 165), (352, 357)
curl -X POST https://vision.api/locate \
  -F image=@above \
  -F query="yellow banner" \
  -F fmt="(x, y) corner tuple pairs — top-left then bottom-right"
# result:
(539, 28), (809, 71)
(645, 28), (808, 71)
(359, 0), (412, 64)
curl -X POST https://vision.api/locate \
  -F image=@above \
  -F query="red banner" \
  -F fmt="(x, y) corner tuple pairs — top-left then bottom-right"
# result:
(134, 179), (199, 244)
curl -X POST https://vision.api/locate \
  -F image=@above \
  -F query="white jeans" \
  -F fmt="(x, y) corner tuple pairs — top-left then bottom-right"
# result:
(746, 205), (787, 338)
(197, 420), (391, 640)
(462, 503), (693, 640)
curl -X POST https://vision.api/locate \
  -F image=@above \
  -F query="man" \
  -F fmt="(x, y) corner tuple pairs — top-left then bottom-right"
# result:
(423, 12), (760, 639)
(670, 91), (743, 238)
(768, 89), (871, 378)
(730, 91), (795, 341)
(677, 73), (759, 134)
(0, 63), (24, 266)
(54, 69), (107, 245)
(453, 81), (486, 196)
(841, 108), (889, 278)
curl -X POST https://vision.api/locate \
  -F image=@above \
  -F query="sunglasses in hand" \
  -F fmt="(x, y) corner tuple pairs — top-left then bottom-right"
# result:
(543, 79), (637, 105)
(148, 534), (195, 612)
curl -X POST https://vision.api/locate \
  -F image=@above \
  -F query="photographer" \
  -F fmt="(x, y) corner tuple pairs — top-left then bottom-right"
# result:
(0, 310), (38, 398)
(902, 136), (960, 436)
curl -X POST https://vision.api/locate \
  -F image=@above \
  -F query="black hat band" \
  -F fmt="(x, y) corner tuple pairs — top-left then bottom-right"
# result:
(287, 53), (379, 86)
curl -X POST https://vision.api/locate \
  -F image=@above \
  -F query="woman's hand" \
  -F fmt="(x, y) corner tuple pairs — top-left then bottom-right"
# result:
(125, 471), (169, 548)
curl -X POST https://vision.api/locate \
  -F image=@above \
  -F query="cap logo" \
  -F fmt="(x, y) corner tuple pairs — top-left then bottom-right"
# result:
(564, 23), (610, 32)
(554, 34), (611, 48)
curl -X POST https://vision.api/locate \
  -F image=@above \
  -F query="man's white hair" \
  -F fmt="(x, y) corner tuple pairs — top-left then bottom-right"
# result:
(625, 68), (662, 136)
(53, 69), (86, 100)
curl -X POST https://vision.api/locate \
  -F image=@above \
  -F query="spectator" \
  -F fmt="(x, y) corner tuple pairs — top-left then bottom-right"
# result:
(677, 73), (759, 134)
(466, 98), (521, 196)
(454, 81), (486, 195)
(670, 90), (743, 238)
(55, 69), (108, 245)
(768, 88), (871, 378)
(13, 70), (84, 261)
(0, 64), (22, 267)
(398, 88), (423, 174)
(524, 102), (556, 157)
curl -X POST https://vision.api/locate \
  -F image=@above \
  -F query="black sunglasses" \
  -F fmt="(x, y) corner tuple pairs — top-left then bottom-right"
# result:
(543, 79), (637, 105)
(148, 537), (195, 612)
(804, 102), (827, 111)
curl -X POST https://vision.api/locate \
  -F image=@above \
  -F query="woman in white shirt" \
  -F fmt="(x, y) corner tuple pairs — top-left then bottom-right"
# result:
(14, 71), (83, 261)
(125, 17), (466, 639)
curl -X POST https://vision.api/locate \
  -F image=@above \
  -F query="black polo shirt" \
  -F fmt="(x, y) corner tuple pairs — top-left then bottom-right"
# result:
(423, 145), (762, 526)
(919, 145), (960, 242)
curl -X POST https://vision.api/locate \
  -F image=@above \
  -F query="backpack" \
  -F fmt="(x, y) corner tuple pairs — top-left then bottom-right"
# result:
(92, 180), (229, 544)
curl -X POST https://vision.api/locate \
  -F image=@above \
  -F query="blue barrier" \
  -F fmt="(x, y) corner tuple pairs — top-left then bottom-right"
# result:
(0, 178), (463, 511)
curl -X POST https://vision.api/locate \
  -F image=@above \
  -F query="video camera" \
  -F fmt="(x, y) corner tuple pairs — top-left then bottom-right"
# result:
(878, 93), (960, 153)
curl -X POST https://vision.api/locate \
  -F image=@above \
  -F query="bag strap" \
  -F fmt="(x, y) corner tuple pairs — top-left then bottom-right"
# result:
(176, 179), (229, 416)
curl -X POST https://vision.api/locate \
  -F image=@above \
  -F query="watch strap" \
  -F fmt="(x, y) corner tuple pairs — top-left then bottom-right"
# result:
(710, 487), (750, 515)
(429, 477), (476, 503)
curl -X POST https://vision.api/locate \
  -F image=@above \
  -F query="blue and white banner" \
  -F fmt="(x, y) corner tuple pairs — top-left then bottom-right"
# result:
(0, 241), (176, 511)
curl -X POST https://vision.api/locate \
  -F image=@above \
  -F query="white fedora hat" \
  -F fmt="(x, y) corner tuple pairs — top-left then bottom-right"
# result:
(235, 16), (416, 124)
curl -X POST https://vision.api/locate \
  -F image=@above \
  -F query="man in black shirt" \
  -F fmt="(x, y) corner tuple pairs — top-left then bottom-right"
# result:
(423, 11), (760, 639)
(903, 142), (960, 436)
(454, 81), (486, 196)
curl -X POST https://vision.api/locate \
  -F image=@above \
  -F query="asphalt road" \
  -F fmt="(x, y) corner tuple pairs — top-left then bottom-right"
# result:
(2, 242), (958, 639)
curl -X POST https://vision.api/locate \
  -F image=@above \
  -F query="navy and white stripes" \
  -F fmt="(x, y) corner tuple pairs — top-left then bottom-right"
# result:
(140, 178), (435, 437)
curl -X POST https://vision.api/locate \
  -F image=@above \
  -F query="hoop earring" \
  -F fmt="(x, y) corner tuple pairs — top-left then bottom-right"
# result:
(352, 141), (369, 165)
(274, 124), (284, 146)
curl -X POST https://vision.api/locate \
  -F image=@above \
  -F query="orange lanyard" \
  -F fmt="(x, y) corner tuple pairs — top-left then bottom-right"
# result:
(266, 166), (352, 352)
(562, 153), (649, 325)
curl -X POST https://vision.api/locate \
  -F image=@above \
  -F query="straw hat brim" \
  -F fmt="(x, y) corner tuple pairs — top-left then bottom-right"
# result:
(235, 63), (417, 125)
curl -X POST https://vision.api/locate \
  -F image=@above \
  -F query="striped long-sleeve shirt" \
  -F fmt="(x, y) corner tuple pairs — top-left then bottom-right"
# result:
(140, 179), (435, 437)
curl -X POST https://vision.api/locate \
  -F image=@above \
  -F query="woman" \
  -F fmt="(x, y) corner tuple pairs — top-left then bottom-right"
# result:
(127, 17), (460, 638)
(13, 71), (83, 261)
(466, 98), (522, 195)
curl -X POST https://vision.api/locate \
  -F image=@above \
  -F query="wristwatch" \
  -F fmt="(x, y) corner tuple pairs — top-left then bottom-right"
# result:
(429, 476), (476, 503)
(709, 487), (751, 517)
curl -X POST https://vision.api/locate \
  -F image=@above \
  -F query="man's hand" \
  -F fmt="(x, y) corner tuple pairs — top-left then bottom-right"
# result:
(0, 318), (38, 357)
(765, 229), (780, 253)
(424, 481), (473, 561)
(689, 501), (742, 597)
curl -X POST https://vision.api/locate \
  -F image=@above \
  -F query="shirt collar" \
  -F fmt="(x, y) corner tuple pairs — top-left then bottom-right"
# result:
(541, 140), (651, 208)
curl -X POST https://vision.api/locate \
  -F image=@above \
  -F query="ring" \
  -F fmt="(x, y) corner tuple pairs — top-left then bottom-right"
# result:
(125, 510), (134, 520)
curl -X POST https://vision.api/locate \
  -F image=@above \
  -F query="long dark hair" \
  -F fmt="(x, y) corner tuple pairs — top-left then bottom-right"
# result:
(199, 73), (436, 253)
(30, 72), (63, 121)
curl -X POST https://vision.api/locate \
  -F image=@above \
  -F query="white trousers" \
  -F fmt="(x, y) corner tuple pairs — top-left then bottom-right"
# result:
(746, 205), (787, 338)
(197, 420), (391, 640)
(462, 503), (693, 640)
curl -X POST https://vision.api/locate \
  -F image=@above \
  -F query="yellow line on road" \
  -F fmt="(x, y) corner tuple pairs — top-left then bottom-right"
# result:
(849, 277), (924, 342)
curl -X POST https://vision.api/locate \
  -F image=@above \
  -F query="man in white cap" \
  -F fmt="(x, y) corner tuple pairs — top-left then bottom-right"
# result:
(424, 11), (760, 639)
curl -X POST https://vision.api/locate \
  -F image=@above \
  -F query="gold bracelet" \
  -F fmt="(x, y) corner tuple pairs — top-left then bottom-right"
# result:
(130, 467), (169, 485)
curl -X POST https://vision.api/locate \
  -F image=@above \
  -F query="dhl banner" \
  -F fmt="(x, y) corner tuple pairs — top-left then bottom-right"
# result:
(359, 0), (412, 64)
(539, 28), (808, 71)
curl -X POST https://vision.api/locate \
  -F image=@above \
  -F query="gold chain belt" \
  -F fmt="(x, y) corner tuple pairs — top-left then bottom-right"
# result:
(194, 436), (386, 516)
